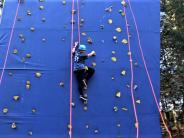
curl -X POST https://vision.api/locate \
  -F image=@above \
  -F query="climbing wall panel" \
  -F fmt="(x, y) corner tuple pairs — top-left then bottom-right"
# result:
(0, 0), (161, 138)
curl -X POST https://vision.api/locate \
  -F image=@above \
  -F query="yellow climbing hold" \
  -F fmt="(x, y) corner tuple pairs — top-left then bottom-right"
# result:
(92, 62), (96, 67)
(135, 122), (139, 128)
(108, 19), (113, 24)
(122, 39), (128, 44)
(67, 124), (72, 129)
(11, 122), (17, 129)
(122, 107), (128, 111)
(35, 72), (42, 78)
(136, 100), (141, 104)
(13, 96), (20, 101)
(59, 81), (64, 87)
(112, 51), (116, 55)
(121, 70), (126, 76)
(116, 91), (121, 98)
(81, 32), (86, 36)
(116, 27), (122, 33)
(111, 57), (117, 62)
(3, 107), (8, 114)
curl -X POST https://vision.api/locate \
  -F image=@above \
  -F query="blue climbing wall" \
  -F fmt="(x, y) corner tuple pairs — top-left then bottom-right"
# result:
(0, 0), (161, 138)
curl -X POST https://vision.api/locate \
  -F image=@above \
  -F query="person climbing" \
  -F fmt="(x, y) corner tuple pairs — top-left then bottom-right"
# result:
(72, 41), (96, 104)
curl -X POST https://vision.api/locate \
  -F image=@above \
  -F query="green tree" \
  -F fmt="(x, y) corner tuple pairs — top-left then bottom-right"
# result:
(161, 0), (184, 137)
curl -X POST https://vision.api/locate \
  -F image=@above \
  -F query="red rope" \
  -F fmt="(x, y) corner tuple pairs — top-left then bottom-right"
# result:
(0, 0), (21, 85)
(126, 0), (172, 137)
(123, 5), (139, 138)
(76, 0), (81, 45)
(69, 0), (75, 137)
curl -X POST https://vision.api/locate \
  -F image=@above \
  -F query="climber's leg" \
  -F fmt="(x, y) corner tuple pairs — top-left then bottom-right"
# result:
(74, 69), (87, 96)
(85, 67), (95, 81)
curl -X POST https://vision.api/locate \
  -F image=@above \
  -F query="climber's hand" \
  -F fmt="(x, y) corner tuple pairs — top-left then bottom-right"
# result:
(88, 51), (96, 57)
(74, 41), (79, 47)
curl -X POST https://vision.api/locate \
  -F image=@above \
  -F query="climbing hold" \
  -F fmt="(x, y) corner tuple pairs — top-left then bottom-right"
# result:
(134, 84), (138, 90)
(28, 131), (33, 136)
(111, 76), (115, 80)
(32, 108), (37, 113)
(121, 1), (127, 7)
(19, 34), (24, 39)
(122, 107), (128, 111)
(59, 82), (64, 87)
(83, 106), (88, 111)
(26, 53), (31, 58)
(13, 49), (18, 54)
(35, 72), (42, 78)
(85, 124), (89, 129)
(42, 38), (46, 42)
(121, 70), (126, 76)
(8, 72), (13, 76)
(27, 10), (31, 16)
(105, 6), (112, 13)
(134, 62), (138, 67)
(41, 17), (46, 22)
(113, 36), (118, 43)
(80, 18), (85, 23)
(116, 91), (121, 98)
(127, 51), (131, 56)
(71, 102), (75, 108)
(67, 124), (72, 130)
(92, 62), (96, 67)
(26, 81), (31, 85)
(94, 129), (99, 134)
(81, 32), (86, 36)
(2, 107), (8, 114)
(121, 12), (125, 16)
(30, 27), (35, 32)
(136, 100), (141, 104)
(100, 25), (104, 29)
(39, 5), (44, 10)
(26, 84), (31, 90)
(108, 19), (113, 24)
(112, 51), (116, 55)
(62, 0), (66, 5)
(87, 37), (93, 44)
(11, 122), (17, 129)
(111, 57), (117, 62)
(116, 27), (122, 33)
(122, 39), (128, 44)
(13, 96), (20, 101)
(135, 122), (139, 128)
(126, 84), (130, 88)
(117, 123), (121, 127)
(21, 38), (26, 43)
(113, 106), (118, 112)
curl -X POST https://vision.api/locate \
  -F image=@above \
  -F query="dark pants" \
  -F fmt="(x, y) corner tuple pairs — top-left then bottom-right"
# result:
(74, 67), (95, 96)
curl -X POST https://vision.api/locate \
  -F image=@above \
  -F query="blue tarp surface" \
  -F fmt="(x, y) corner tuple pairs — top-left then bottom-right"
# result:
(0, 0), (161, 138)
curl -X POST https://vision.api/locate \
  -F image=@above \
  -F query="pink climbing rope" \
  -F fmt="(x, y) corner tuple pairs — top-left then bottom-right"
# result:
(126, 0), (172, 137)
(76, 0), (81, 45)
(0, 0), (21, 85)
(69, 0), (75, 137)
(123, 5), (139, 138)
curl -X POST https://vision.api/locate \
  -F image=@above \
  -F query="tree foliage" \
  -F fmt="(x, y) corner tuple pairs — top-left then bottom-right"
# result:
(161, 0), (184, 136)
